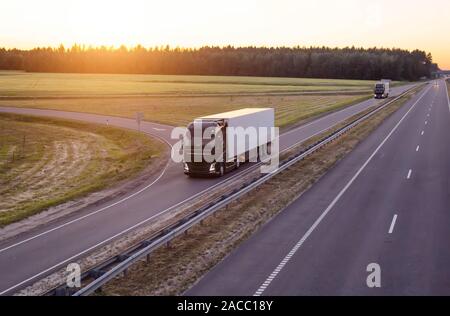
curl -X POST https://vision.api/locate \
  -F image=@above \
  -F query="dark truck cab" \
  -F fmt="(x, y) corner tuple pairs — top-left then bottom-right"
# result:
(374, 80), (390, 99)
(183, 119), (229, 177)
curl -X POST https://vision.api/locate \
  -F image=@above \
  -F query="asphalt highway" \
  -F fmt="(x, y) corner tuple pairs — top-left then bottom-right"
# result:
(0, 83), (416, 294)
(187, 80), (449, 296)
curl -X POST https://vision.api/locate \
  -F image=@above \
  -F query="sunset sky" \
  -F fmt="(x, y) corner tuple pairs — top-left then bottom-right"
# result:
(1, 0), (449, 69)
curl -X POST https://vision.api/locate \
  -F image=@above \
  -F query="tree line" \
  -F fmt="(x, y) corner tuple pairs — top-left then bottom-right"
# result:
(0, 45), (438, 81)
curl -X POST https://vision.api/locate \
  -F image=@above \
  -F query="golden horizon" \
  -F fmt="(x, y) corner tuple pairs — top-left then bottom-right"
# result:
(1, 0), (449, 69)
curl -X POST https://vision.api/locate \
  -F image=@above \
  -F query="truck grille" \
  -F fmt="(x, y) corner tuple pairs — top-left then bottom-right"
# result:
(186, 162), (212, 174)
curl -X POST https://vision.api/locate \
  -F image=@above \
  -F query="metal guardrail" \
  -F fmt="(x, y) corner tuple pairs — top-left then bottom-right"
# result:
(42, 84), (422, 296)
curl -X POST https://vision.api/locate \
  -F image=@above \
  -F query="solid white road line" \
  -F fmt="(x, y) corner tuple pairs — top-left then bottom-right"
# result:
(389, 214), (398, 234)
(407, 169), (412, 179)
(253, 85), (431, 296)
(445, 79), (450, 112)
(0, 160), (171, 255)
(416, 145), (420, 152)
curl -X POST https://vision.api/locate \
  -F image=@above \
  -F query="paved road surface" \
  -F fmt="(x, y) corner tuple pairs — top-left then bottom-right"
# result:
(187, 80), (449, 296)
(0, 84), (416, 294)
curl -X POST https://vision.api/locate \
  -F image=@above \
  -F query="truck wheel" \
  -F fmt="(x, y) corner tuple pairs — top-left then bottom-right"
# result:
(219, 164), (225, 177)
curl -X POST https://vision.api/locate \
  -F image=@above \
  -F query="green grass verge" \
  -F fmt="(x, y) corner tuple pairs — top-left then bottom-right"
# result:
(0, 113), (166, 227)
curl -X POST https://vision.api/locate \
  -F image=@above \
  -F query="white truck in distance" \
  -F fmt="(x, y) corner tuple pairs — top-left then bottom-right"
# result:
(183, 108), (275, 177)
(374, 79), (391, 99)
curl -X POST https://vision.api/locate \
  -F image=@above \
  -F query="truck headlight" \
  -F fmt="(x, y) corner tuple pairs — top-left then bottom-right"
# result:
(184, 163), (189, 171)
(209, 163), (216, 172)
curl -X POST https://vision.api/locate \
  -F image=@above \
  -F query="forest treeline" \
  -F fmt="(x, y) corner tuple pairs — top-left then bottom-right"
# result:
(0, 45), (438, 81)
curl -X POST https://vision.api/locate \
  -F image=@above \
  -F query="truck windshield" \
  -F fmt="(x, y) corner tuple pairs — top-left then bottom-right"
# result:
(187, 121), (218, 142)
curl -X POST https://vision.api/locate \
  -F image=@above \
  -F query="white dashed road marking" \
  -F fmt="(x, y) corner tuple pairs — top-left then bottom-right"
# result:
(252, 86), (431, 296)
(389, 214), (398, 234)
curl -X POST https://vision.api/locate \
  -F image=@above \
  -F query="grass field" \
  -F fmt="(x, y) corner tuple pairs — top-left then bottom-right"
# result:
(0, 113), (165, 227)
(0, 94), (371, 128)
(0, 71), (408, 128)
(0, 71), (386, 97)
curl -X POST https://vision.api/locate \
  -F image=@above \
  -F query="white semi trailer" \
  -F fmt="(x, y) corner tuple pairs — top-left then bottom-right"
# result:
(183, 108), (275, 177)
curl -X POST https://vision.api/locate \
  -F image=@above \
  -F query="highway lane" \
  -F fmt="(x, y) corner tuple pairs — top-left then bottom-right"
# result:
(0, 83), (416, 294)
(187, 81), (449, 296)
